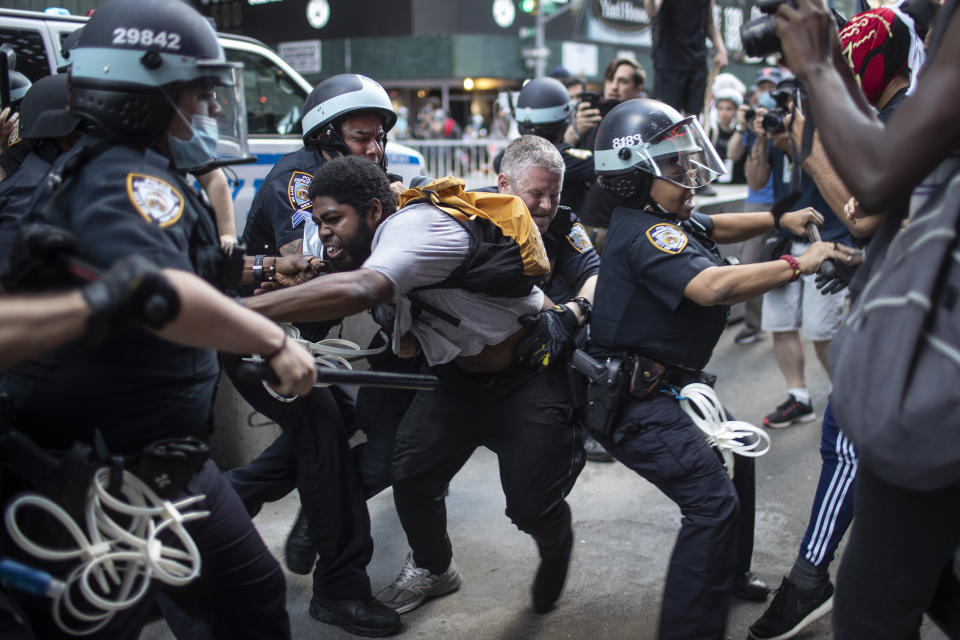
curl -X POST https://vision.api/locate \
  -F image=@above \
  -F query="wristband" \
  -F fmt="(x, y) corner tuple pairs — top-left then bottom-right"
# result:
(779, 254), (801, 282)
(263, 333), (287, 361)
(571, 296), (592, 323)
(253, 254), (265, 285)
(772, 210), (783, 229)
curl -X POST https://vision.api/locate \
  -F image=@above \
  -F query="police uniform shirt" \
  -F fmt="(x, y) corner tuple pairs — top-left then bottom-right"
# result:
(541, 207), (599, 303)
(0, 151), (55, 267)
(0, 139), (30, 178)
(555, 142), (595, 212)
(242, 145), (325, 255)
(0, 135), (221, 452)
(591, 207), (727, 371)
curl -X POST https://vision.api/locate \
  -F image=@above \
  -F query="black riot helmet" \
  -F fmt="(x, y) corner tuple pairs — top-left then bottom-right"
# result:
(593, 98), (725, 208)
(515, 77), (573, 143)
(19, 73), (82, 141)
(67, 0), (248, 165)
(301, 74), (397, 171)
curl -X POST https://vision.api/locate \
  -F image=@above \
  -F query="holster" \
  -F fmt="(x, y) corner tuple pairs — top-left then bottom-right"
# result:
(571, 350), (624, 435)
(624, 353), (666, 400)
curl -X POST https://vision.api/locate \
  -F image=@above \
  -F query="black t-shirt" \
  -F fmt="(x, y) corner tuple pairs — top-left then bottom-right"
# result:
(652, 0), (709, 71)
(0, 136), (222, 453)
(591, 208), (728, 370)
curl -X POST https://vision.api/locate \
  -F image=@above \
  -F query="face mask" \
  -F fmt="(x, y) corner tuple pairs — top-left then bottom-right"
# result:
(167, 115), (219, 170)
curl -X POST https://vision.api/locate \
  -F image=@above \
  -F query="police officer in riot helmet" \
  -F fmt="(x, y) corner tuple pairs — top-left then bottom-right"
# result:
(0, 0), (317, 637)
(586, 98), (857, 639)
(496, 77), (596, 212)
(227, 71), (404, 637)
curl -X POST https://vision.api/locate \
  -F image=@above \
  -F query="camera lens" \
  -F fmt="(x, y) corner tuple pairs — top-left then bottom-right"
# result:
(740, 16), (781, 58)
(762, 111), (785, 135)
(745, 108), (756, 122)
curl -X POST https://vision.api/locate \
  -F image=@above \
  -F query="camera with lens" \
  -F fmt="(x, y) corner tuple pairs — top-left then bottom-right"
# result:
(578, 90), (618, 118)
(744, 107), (757, 123)
(761, 80), (805, 135)
(740, 0), (794, 59)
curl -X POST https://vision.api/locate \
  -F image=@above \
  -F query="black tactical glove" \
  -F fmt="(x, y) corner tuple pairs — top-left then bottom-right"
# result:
(81, 255), (181, 344)
(1, 223), (81, 291)
(515, 304), (579, 369)
(815, 259), (858, 295)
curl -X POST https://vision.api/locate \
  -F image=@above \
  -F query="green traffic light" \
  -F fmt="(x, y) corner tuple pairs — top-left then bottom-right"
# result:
(520, 0), (537, 13)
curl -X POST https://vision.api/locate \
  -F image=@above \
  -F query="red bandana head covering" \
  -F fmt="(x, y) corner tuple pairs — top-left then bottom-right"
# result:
(840, 7), (911, 104)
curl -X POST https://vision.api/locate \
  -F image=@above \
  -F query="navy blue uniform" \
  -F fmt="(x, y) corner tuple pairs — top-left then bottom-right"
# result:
(230, 142), (378, 603)
(0, 134), (290, 639)
(555, 143), (595, 213)
(590, 206), (742, 640)
(541, 207), (600, 303)
(0, 150), (56, 269)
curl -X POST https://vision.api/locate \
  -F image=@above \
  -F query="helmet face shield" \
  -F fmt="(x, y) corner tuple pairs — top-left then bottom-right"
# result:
(208, 70), (249, 166)
(596, 116), (726, 189)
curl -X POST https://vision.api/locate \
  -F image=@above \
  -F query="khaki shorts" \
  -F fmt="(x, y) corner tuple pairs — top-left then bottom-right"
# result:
(761, 241), (847, 341)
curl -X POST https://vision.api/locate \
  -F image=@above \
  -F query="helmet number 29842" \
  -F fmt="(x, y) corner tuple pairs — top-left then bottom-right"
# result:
(112, 28), (181, 50)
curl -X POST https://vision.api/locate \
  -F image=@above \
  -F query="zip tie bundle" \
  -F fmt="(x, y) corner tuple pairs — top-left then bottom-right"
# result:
(4, 467), (209, 635)
(677, 382), (771, 478)
(251, 323), (388, 402)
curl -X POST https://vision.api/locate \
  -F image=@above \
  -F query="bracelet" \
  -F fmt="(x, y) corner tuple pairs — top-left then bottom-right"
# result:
(771, 210), (783, 229)
(571, 296), (592, 323)
(779, 254), (801, 282)
(263, 333), (287, 361)
(253, 254), (265, 285)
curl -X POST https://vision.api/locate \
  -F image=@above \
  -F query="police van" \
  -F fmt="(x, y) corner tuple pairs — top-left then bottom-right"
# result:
(0, 7), (425, 232)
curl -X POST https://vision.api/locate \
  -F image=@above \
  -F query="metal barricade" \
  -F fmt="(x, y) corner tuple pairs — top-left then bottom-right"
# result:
(394, 138), (511, 189)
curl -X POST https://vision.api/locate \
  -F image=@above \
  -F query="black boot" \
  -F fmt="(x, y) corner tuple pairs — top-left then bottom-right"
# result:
(284, 509), (316, 575)
(532, 525), (574, 614)
(309, 596), (401, 637)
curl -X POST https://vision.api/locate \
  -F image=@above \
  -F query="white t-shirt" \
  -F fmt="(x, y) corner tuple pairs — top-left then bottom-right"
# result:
(363, 203), (544, 365)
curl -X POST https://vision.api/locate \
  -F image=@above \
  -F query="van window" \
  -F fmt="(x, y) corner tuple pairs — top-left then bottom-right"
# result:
(226, 48), (306, 137)
(0, 28), (50, 81)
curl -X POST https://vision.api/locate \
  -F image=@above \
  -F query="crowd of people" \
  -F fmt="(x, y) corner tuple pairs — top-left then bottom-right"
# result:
(0, 0), (958, 638)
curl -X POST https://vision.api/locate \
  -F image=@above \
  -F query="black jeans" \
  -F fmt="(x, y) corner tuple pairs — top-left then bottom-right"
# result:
(589, 394), (739, 640)
(391, 364), (584, 574)
(223, 356), (373, 601)
(833, 464), (960, 639)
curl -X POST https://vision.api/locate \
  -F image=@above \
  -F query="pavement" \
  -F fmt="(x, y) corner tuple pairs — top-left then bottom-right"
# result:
(143, 186), (948, 639)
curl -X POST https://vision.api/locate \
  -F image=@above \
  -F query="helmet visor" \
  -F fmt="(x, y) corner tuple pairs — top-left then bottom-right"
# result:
(209, 71), (250, 167)
(636, 117), (725, 188)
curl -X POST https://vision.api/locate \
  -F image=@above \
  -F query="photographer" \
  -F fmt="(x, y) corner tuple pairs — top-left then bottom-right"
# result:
(743, 75), (854, 431)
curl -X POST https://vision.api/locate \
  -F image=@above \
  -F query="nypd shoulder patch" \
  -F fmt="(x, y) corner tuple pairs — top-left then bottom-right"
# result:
(564, 147), (592, 160)
(126, 173), (183, 228)
(645, 223), (688, 254)
(288, 171), (313, 228)
(566, 222), (593, 254)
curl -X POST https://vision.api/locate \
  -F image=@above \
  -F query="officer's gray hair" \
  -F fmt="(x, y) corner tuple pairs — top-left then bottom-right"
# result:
(499, 135), (565, 186)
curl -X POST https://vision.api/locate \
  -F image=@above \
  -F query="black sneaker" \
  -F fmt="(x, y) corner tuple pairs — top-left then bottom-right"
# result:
(763, 396), (816, 429)
(748, 577), (833, 640)
(583, 432), (614, 463)
(532, 528), (574, 614)
(284, 509), (316, 575)
(734, 327), (761, 344)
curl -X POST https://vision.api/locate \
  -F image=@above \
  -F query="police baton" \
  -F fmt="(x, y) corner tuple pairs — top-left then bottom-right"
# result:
(805, 223), (837, 280)
(235, 361), (439, 391)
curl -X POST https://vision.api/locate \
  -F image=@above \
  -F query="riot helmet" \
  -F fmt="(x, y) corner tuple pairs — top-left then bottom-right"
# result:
(594, 98), (725, 207)
(514, 77), (572, 143)
(7, 70), (31, 107)
(57, 27), (84, 72)
(68, 0), (249, 170)
(19, 73), (82, 141)
(300, 74), (396, 171)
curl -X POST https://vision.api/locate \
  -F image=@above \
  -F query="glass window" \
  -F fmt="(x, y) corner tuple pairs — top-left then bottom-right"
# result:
(0, 28), (50, 82)
(225, 48), (306, 136)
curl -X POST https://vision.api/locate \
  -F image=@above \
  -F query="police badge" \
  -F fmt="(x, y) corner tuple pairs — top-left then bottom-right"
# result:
(288, 171), (314, 228)
(126, 173), (184, 228)
(646, 223), (688, 254)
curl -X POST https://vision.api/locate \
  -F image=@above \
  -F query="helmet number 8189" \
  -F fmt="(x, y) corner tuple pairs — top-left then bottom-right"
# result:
(112, 28), (181, 51)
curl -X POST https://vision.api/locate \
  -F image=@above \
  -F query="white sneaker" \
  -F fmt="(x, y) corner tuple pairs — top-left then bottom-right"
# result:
(375, 552), (463, 614)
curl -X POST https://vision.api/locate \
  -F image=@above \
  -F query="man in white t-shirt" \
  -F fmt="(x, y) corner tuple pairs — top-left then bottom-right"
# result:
(246, 155), (586, 621)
